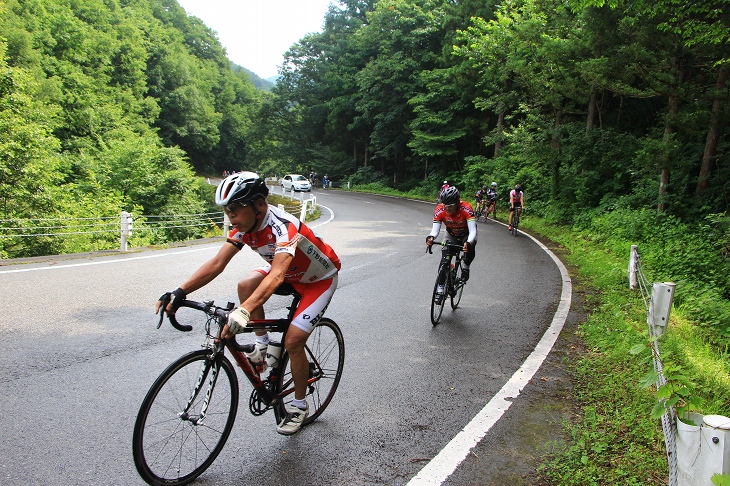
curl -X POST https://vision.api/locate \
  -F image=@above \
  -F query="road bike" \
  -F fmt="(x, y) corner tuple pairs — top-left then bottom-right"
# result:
(510, 206), (522, 236)
(474, 200), (486, 222)
(428, 241), (467, 325)
(485, 198), (497, 220)
(132, 287), (345, 486)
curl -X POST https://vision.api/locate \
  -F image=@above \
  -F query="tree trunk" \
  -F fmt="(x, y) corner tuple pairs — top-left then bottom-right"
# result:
(587, 84), (597, 133)
(551, 104), (563, 198)
(364, 138), (369, 167)
(353, 139), (358, 172)
(696, 63), (729, 193)
(494, 110), (505, 158)
(658, 92), (677, 212)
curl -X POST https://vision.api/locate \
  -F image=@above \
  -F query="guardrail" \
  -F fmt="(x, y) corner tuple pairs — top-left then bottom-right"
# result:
(0, 211), (225, 254)
(1, 189), (318, 257)
(629, 245), (730, 486)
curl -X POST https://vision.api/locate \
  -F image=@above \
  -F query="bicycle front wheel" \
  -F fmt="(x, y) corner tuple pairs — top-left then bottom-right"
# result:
(431, 263), (449, 325)
(275, 318), (344, 425)
(133, 350), (239, 486)
(450, 261), (465, 309)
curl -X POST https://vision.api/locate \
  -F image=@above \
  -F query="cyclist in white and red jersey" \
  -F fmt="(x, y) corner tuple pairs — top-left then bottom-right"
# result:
(426, 186), (477, 287)
(156, 171), (340, 436)
(508, 184), (524, 231)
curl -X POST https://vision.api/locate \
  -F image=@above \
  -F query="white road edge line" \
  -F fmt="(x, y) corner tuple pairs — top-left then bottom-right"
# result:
(408, 230), (572, 485)
(0, 204), (335, 275)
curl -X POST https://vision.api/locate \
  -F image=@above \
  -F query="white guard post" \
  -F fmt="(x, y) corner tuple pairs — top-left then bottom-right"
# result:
(628, 244), (638, 289)
(648, 282), (675, 337)
(677, 413), (730, 486)
(120, 211), (133, 252)
(223, 212), (230, 236)
(300, 196), (317, 221)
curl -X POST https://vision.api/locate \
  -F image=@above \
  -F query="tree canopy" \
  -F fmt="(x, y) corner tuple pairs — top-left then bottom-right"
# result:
(2, 0), (729, 258)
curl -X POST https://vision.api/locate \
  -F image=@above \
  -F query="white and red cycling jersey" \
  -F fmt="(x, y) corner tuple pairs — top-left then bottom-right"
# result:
(430, 201), (477, 244)
(226, 205), (341, 284)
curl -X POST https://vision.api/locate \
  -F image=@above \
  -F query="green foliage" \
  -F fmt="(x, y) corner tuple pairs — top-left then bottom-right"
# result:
(0, 0), (268, 258)
(713, 473), (730, 486)
(348, 166), (389, 186)
(639, 364), (703, 421)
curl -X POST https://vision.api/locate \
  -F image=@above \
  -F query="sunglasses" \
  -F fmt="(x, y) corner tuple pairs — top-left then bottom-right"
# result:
(444, 203), (458, 209)
(223, 202), (249, 214)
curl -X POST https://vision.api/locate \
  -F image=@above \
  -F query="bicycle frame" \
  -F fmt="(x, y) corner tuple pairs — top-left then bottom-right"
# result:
(165, 295), (304, 422)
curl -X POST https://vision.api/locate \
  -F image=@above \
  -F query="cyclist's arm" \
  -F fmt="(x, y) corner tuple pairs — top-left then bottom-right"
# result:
(427, 222), (442, 245)
(466, 219), (477, 246)
(158, 242), (239, 314)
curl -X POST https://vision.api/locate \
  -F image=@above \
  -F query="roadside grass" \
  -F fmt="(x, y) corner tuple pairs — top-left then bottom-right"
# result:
(318, 185), (729, 482)
(522, 217), (730, 484)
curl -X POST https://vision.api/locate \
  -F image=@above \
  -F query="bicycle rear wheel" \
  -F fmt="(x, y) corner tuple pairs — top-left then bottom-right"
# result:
(513, 213), (519, 236)
(275, 318), (344, 425)
(133, 350), (239, 486)
(431, 263), (449, 325)
(450, 260), (465, 309)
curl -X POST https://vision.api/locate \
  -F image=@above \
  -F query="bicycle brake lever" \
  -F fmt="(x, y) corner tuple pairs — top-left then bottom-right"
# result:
(157, 293), (171, 329)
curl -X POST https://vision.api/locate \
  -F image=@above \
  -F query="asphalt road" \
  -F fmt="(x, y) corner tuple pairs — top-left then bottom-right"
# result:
(0, 190), (566, 485)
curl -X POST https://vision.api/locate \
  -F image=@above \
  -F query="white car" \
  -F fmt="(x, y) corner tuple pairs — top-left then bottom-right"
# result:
(281, 174), (312, 192)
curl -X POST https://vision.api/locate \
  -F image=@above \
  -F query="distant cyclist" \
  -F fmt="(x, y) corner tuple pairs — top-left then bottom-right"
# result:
(426, 186), (477, 293)
(438, 180), (450, 202)
(485, 182), (498, 219)
(508, 184), (524, 231)
(474, 186), (487, 216)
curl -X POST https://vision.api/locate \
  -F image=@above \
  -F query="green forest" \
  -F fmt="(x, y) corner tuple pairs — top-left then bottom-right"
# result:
(2, 0), (728, 244)
(2, 0), (730, 482)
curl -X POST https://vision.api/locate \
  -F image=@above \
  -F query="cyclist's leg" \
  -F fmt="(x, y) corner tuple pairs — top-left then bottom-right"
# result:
(508, 206), (514, 226)
(276, 276), (337, 434)
(439, 244), (452, 285)
(464, 239), (476, 267)
(288, 276), (338, 400)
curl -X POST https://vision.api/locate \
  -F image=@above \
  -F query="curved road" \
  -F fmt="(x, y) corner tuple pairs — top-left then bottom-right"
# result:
(0, 190), (567, 485)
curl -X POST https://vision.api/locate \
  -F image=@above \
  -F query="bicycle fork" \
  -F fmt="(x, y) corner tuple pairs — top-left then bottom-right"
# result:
(179, 356), (220, 426)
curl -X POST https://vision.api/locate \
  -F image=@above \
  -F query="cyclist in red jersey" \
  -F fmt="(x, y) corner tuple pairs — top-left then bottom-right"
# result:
(156, 171), (341, 436)
(426, 186), (477, 285)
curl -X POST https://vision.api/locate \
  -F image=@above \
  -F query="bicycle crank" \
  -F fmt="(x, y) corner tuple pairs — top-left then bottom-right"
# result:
(248, 389), (270, 416)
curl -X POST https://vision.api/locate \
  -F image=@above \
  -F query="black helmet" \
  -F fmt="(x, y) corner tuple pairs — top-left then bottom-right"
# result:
(215, 171), (269, 206)
(482, 186), (488, 191)
(514, 184), (521, 191)
(441, 186), (460, 205)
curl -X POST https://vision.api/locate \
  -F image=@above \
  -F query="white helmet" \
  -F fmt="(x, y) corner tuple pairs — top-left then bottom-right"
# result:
(215, 171), (269, 206)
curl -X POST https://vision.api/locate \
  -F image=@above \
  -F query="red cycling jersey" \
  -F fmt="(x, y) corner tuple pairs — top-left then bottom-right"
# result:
(432, 201), (476, 240)
(227, 205), (341, 284)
